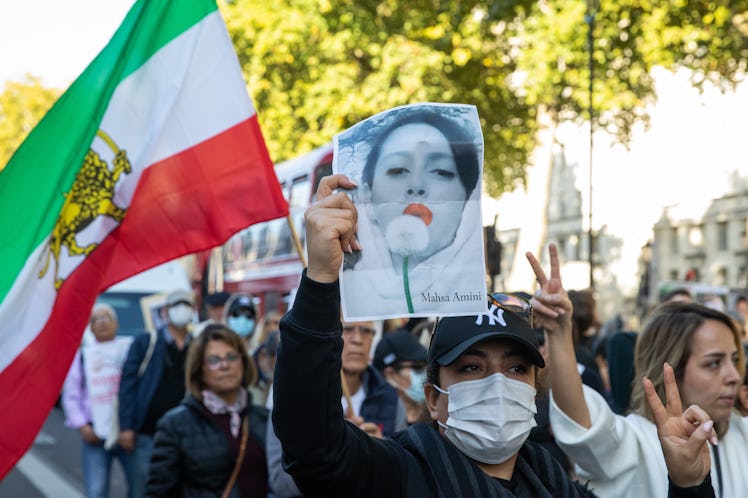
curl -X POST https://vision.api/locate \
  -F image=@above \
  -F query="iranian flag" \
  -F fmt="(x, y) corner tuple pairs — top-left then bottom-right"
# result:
(0, 0), (287, 477)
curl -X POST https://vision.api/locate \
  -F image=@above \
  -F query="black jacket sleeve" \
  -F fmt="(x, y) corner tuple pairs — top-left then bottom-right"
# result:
(272, 271), (410, 498)
(668, 475), (715, 498)
(146, 410), (183, 497)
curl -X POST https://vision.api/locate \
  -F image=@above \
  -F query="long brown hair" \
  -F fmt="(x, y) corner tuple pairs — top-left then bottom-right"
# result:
(629, 301), (744, 436)
(185, 323), (257, 401)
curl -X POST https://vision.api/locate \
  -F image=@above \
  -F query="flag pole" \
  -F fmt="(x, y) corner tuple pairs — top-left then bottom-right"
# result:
(287, 215), (307, 268)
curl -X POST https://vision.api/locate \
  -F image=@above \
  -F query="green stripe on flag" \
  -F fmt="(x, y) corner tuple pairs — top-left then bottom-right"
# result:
(0, 0), (218, 301)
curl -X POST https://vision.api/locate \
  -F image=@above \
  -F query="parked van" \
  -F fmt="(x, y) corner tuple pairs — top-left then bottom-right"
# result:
(83, 260), (192, 344)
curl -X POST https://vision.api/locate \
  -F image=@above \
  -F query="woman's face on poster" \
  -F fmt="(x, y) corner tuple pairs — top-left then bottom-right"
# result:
(369, 122), (468, 259)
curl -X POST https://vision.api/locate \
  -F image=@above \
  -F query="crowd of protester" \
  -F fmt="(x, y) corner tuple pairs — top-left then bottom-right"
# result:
(62, 273), (748, 497)
(61, 203), (748, 498)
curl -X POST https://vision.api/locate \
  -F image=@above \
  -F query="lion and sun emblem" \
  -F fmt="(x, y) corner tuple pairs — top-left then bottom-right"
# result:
(38, 130), (132, 289)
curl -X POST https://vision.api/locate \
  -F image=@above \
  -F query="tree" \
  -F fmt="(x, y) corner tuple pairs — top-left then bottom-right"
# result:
(222, 0), (537, 196)
(222, 0), (747, 196)
(0, 76), (60, 171)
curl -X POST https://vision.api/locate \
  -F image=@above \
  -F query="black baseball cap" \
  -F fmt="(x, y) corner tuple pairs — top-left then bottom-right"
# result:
(427, 307), (545, 368)
(373, 330), (427, 371)
(227, 294), (256, 316)
(205, 291), (231, 307)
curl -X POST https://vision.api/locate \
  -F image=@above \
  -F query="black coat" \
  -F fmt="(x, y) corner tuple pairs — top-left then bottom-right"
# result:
(272, 273), (595, 498)
(272, 272), (716, 498)
(147, 395), (268, 498)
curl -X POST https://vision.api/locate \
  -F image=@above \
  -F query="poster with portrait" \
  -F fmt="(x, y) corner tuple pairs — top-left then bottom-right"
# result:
(333, 102), (488, 321)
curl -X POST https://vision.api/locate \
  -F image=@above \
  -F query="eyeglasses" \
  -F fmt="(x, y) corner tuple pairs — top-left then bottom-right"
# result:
(90, 315), (113, 324)
(204, 352), (241, 370)
(488, 292), (534, 328)
(342, 324), (376, 337)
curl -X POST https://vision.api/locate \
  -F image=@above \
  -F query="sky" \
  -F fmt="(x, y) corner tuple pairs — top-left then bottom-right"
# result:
(489, 67), (748, 293)
(0, 1), (135, 88)
(3, 1), (747, 298)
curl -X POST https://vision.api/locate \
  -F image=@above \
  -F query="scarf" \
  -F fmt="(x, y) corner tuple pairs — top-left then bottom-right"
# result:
(201, 389), (247, 438)
(394, 423), (595, 498)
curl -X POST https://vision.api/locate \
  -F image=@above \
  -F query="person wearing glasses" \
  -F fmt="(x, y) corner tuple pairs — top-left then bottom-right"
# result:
(265, 317), (407, 498)
(62, 303), (135, 498)
(147, 324), (269, 497)
(270, 173), (718, 498)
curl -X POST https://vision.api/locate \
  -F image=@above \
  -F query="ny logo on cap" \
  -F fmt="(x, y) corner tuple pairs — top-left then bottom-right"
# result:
(475, 305), (507, 327)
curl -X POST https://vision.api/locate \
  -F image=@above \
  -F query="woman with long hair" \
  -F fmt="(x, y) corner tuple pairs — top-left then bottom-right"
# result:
(541, 287), (745, 497)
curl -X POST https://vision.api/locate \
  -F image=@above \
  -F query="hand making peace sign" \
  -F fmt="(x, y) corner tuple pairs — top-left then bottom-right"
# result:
(525, 243), (573, 338)
(643, 362), (717, 489)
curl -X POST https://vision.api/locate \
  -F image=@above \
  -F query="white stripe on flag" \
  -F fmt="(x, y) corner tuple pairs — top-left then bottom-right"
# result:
(101, 10), (253, 205)
(0, 244), (57, 371)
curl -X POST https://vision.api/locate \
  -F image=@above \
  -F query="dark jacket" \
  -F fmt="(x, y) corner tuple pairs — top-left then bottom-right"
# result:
(146, 395), (268, 497)
(118, 328), (168, 433)
(272, 272), (717, 498)
(272, 273), (596, 498)
(357, 365), (402, 437)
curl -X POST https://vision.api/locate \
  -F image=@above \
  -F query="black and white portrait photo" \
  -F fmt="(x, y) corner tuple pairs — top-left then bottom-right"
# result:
(333, 103), (487, 321)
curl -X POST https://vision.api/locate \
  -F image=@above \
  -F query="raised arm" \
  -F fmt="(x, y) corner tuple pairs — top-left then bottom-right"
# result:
(272, 174), (404, 498)
(526, 244), (590, 428)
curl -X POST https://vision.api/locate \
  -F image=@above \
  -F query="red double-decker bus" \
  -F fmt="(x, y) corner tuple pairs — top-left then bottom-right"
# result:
(197, 143), (333, 316)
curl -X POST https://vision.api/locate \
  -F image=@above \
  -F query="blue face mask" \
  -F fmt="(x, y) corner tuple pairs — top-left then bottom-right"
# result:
(228, 316), (256, 338)
(406, 369), (427, 403)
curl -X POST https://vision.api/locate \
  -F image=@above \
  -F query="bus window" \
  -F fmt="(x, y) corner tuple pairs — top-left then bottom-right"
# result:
(265, 218), (289, 259)
(312, 161), (333, 197)
(242, 226), (258, 261)
(290, 176), (311, 210)
(288, 176), (311, 249)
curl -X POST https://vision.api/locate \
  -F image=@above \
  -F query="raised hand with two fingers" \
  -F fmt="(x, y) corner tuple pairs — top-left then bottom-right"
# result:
(526, 243), (590, 427)
(643, 362), (717, 489)
(525, 243), (573, 338)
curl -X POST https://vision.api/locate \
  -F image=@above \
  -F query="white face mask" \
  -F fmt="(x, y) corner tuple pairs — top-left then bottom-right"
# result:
(434, 372), (537, 464)
(168, 304), (193, 328)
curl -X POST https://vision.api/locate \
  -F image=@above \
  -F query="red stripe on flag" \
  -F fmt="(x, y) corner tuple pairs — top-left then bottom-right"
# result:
(101, 115), (288, 288)
(0, 116), (287, 477)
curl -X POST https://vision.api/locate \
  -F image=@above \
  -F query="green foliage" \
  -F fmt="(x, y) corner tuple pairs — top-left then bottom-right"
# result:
(222, 0), (537, 196)
(4, 3), (747, 193)
(222, 0), (747, 195)
(0, 76), (60, 171)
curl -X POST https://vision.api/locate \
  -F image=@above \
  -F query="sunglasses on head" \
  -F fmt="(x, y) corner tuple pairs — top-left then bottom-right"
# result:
(488, 292), (534, 328)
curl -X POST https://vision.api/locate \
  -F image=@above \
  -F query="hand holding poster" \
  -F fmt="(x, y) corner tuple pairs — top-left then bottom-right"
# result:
(333, 103), (487, 321)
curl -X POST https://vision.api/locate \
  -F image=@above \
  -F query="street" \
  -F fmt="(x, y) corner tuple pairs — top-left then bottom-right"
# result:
(0, 405), (127, 497)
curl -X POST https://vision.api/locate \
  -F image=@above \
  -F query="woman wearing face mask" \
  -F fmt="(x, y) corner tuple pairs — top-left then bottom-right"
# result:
(271, 174), (717, 498)
(223, 294), (258, 344)
(335, 103), (485, 319)
(373, 329), (429, 425)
